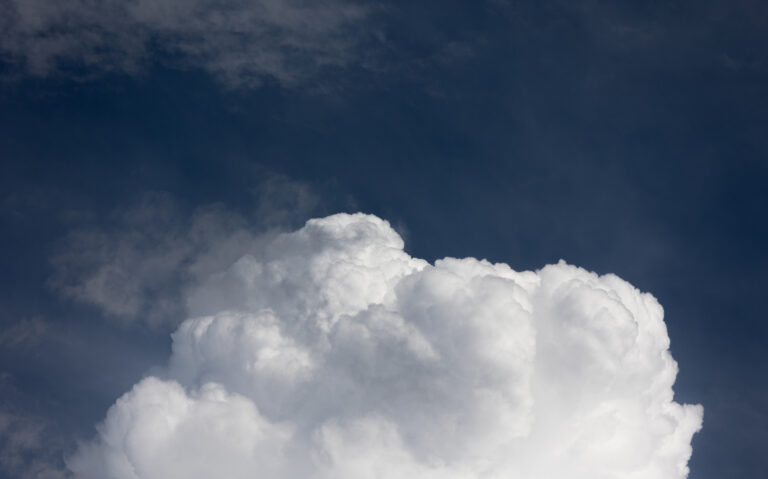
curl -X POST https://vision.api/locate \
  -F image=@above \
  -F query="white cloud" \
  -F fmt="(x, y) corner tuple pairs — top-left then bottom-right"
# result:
(1, 0), (370, 87)
(68, 378), (293, 479)
(68, 213), (702, 479)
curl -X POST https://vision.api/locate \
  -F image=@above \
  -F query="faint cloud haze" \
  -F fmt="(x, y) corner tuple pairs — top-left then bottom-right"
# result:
(68, 213), (702, 479)
(0, 375), (69, 479)
(48, 175), (326, 328)
(0, 0), (371, 86)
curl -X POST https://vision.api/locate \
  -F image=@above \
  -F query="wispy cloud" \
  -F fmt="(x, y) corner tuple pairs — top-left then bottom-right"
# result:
(0, 317), (49, 348)
(48, 174), (327, 328)
(1, 0), (371, 87)
(0, 374), (70, 479)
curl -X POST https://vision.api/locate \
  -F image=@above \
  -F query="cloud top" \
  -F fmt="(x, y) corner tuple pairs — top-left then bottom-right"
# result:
(69, 213), (702, 479)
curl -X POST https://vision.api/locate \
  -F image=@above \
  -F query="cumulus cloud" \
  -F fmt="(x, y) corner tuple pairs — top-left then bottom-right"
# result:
(69, 213), (702, 479)
(0, 0), (370, 86)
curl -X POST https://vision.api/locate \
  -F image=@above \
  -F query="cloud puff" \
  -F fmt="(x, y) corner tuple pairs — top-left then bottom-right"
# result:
(69, 213), (702, 479)
(1, 0), (369, 86)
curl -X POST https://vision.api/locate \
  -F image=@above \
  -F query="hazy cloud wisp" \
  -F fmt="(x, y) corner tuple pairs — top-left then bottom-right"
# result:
(1, 0), (370, 86)
(49, 179), (323, 328)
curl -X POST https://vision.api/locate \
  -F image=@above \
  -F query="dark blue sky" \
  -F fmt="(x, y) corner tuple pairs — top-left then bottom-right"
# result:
(1, 1), (767, 478)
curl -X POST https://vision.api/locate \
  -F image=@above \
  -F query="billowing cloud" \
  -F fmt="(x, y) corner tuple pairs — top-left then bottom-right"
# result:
(0, 0), (370, 86)
(68, 213), (702, 479)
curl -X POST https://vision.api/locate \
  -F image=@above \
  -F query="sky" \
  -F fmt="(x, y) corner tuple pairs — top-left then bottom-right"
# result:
(0, 0), (767, 478)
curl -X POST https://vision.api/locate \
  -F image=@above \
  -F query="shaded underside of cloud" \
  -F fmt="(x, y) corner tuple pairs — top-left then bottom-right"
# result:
(0, 0), (372, 87)
(69, 213), (702, 479)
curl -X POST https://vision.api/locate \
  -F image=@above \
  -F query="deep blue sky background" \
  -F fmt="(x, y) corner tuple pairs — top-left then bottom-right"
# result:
(1, 1), (767, 478)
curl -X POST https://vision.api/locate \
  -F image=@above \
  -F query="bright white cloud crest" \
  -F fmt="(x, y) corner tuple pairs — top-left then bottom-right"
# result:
(68, 213), (702, 479)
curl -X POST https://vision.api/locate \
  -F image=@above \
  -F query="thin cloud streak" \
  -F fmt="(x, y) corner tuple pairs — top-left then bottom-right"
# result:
(1, 0), (371, 87)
